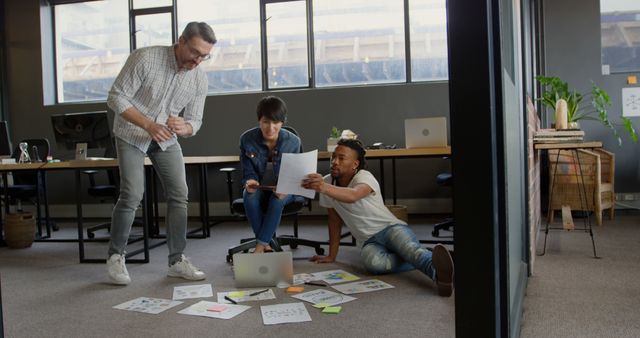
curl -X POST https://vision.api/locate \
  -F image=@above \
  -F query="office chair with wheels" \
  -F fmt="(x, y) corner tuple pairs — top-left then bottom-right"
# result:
(6, 138), (54, 235)
(220, 126), (325, 263)
(432, 172), (454, 237)
(83, 141), (143, 238)
(83, 152), (118, 238)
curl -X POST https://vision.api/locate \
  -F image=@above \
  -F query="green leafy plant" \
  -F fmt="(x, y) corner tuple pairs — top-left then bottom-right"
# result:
(536, 75), (637, 145)
(330, 126), (341, 139)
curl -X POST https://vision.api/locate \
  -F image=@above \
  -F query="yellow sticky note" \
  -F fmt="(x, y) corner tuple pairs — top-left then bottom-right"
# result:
(628, 75), (638, 85)
(322, 306), (342, 314)
(313, 303), (331, 309)
(343, 275), (358, 281)
(286, 286), (304, 293)
(229, 291), (245, 298)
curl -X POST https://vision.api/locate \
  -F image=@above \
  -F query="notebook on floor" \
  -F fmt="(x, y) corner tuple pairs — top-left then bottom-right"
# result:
(233, 251), (293, 287)
(404, 117), (448, 148)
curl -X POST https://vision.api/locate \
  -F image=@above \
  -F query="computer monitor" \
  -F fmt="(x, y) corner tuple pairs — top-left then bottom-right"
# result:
(50, 111), (112, 152)
(0, 121), (12, 158)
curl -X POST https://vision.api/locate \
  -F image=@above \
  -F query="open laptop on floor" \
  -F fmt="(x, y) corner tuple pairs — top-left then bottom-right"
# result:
(404, 117), (448, 148)
(233, 251), (293, 287)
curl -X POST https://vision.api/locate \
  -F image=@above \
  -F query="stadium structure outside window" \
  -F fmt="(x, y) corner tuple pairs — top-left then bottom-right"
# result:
(600, 1), (640, 74)
(133, 13), (173, 49)
(177, 0), (262, 93)
(409, 0), (448, 81)
(265, 0), (310, 89)
(313, 0), (406, 87)
(54, 0), (129, 103)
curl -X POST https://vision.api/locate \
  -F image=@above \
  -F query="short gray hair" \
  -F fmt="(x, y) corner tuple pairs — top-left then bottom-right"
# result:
(181, 22), (217, 45)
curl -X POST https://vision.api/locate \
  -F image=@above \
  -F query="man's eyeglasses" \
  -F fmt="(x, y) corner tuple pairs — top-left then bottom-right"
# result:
(188, 46), (211, 61)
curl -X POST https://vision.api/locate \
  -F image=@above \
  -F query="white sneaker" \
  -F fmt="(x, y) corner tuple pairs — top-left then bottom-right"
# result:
(107, 254), (131, 285)
(167, 255), (206, 281)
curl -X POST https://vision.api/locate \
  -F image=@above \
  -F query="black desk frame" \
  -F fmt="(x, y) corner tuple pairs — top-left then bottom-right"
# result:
(539, 147), (599, 258)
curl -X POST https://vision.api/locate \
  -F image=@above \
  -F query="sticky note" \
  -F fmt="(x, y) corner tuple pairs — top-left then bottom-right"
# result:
(322, 306), (342, 314)
(313, 303), (330, 309)
(207, 305), (228, 312)
(343, 275), (358, 281)
(286, 286), (304, 293)
(228, 291), (245, 298)
(628, 75), (638, 85)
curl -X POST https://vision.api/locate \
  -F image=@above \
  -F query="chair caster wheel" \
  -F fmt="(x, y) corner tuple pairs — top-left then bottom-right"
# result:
(226, 255), (232, 264)
(315, 247), (325, 255)
(290, 243), (298, 249)
(432, 229), (440, 237)
(87, 232), (95, 239)
(52, 224), (60, 231)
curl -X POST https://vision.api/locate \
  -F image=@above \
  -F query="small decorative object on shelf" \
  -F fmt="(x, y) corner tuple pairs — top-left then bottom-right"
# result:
(327, 126), (341, 152)
(537, 75), (638, 145)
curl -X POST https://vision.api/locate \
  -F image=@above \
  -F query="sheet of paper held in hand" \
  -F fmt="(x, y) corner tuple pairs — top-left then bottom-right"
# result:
(276, 150), (318, 199)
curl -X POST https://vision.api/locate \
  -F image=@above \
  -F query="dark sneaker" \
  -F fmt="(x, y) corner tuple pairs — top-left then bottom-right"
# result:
(432, 244), (454, 297)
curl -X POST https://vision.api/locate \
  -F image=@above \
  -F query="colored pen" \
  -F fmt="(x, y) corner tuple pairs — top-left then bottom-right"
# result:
(249, 289), (270, 296)
(224, 295), (238, 304)
(305, 281), (326, 287)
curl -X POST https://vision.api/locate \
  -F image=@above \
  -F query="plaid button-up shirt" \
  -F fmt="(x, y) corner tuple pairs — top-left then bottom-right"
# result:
(107, 45), (208, 151)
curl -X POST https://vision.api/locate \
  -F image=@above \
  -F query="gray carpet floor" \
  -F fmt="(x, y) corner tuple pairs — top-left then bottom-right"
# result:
(4, 212), (637, 338)
(521, 210), (640, 338)
(0, 216), (455, 338)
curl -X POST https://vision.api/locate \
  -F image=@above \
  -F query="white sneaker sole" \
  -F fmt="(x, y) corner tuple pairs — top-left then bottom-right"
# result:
(108, 275), (131, 285)
(167, 271), (206, 281)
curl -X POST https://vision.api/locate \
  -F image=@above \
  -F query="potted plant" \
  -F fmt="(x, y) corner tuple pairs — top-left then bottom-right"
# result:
(327, 126), (341, 152)
(536, 75), (638, 145)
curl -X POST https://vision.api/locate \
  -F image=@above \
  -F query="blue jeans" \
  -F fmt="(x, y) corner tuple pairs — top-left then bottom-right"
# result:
(108, 138), (188, 265)
(361, 224), (435, 280)
(243, 189), (294, 245)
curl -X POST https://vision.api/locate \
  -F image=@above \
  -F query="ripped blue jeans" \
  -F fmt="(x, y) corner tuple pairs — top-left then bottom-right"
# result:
(361, 224), (435, 280)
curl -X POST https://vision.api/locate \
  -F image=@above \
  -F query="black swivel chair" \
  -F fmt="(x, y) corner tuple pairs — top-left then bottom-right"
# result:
(220, 126), (325, 263)
(83, 141), (143, 239)
(431, 172), (454, 238)
(83, 144), (119, 238)
(6, 138), (54, 235)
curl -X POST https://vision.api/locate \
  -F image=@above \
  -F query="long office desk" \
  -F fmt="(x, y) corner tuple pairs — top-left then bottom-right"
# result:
(319, 146), (452, 204)
(0, 156), (239, 263)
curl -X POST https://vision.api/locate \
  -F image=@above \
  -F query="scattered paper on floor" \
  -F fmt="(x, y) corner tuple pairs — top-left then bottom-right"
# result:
(113, 297), (182, 315)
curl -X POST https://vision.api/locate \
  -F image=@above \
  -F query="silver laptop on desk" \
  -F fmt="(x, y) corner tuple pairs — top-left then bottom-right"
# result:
(404, 117), (448, 148)
(233, 252), (293, 287)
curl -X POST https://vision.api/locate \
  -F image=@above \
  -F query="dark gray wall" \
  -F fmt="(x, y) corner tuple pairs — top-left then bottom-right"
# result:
(543, 0), (640, 192)
(4, 0), (451, 204)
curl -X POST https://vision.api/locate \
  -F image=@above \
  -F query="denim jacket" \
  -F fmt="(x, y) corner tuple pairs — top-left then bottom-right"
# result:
(239, 127), (302, 185)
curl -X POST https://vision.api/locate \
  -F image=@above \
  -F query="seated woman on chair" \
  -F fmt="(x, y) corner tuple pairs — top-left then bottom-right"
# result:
(239, 96), (302, 253)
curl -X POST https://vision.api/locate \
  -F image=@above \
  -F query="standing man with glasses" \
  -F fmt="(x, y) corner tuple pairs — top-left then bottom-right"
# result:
(105, 22), (216, 285)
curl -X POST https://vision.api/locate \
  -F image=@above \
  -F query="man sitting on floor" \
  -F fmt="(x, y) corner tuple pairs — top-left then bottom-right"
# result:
(302, 138), (454, 296)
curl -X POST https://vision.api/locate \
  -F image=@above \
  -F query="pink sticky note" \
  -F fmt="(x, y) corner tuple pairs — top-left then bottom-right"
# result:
(207, 305), (228, 312)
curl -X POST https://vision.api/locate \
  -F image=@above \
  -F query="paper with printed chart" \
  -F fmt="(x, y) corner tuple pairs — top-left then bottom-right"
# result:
(311, 269), (360, 284)
(291, 289), (357, 306)
(292, 273), (317, 285)
(275, 150), (318, 199)
(113, 297), (183, 314)
(330, 279), (394, 294)
(261, 302), (312, 325)
(178, 301), (250, 320)
(172, 284), (213, 300)
(217, 289), (276, 303)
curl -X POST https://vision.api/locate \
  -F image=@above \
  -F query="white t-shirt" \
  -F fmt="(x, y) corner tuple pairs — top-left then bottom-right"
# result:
(319, 170), (407, 246)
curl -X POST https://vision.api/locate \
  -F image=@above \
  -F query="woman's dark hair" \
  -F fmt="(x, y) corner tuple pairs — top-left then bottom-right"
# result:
(337, 138), (367, 170)
(256, 96), (287, 123)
